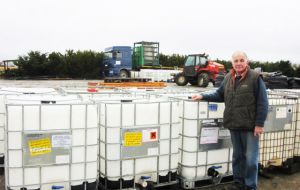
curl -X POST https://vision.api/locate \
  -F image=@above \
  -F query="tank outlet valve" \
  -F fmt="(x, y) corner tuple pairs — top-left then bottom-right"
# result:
(138, 176), (151, 188)
(52, 185), (64, 190)
(207, 166), (222, 177)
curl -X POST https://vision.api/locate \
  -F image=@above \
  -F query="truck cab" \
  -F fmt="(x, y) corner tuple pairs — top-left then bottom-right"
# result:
(103, 46), (132, 78)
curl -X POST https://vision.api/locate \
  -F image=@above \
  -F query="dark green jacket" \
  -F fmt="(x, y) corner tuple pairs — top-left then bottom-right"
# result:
(223, 70), (260, 130)
(202, 69), (268, 130)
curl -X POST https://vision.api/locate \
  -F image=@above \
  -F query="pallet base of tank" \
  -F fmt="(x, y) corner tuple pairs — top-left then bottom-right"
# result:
(98, 172), (177, 190)
(179, 174), (233, 189)
(281, 157), (300, 174)
(259, 157), (300, 176)
(0, 156), (3, 175)
(6, 181), (97, 190)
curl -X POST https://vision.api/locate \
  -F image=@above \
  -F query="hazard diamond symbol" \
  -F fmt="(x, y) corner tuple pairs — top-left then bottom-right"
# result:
(150, 132), (157, 140)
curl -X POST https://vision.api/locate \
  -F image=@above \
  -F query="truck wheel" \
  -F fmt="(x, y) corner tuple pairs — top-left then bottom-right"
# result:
(175, 74), (188, 86)
(197, 73), (209, 87)
(119, 70), (129, 78)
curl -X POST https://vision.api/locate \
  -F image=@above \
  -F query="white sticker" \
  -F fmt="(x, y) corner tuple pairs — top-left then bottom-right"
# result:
(202, 119), (215, 124)
(276, 107), (287, 118)
(219, 129), (230, 137)
(284, 123), (292, 130)
(199, 102), (208, 119)
(142, 129), (158, 142)
(200, 127), (219, 144)
(115, 61), (121, 65)
(56, 155), (69, 164)
(148, 148), (158, 156)
(52, 135), (72, 148)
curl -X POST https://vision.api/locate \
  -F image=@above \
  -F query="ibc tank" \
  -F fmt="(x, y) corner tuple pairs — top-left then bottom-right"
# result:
(59, 87), (139, 102)
(173, 97), (232, 189)
(259, 93), (297, 169)
(273, 90), (300, 162)
(98, 98), (180, 189)
(5, 96), (98, 190)
(143, 45), (155, 62)
(138, 69), (181, 82)
(0, 87), (59, 173)
(133, 42), (159, 68)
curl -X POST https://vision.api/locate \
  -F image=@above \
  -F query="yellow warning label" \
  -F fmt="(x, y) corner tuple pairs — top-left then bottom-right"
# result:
(124, 132), (142, 147)
(28, 138), (52, 156)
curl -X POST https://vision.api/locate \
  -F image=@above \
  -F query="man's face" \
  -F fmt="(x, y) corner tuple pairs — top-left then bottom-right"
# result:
(232, 54), (248, 74)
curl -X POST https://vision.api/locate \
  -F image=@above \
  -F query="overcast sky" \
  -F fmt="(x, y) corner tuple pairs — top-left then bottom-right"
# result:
(1, 0), (299, 63)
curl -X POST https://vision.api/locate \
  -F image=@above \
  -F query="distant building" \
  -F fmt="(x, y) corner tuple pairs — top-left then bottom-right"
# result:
(0, 60), (18, 72)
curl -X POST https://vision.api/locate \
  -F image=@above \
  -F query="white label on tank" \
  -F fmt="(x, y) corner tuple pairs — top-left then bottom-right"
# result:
(142, 129), (158, 142)
(52, 135), (72, 148)
(56, 155), (70, 164)
(200, 127), (219, 144)
(276, 107), (287, 118)
(199, 102), (208, 118)
(148, 148), (158, 156)
(284, 123), (292, 130)
(219, 129), (230, 137)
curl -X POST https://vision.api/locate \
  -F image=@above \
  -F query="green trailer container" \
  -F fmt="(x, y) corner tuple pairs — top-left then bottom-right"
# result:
(133, 41), (159, 69)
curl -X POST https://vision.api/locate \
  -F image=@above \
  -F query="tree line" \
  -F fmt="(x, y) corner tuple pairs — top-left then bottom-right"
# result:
(2, 50), (299, 79)
(3, 50), (104, 79)
(216, 59), (300, 77)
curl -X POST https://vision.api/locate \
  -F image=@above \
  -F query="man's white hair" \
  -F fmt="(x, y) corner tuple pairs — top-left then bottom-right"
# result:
(232, 51), (248, 61)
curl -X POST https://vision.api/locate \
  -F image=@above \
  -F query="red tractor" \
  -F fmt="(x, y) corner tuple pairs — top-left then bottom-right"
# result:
(174, 54), (225, 87)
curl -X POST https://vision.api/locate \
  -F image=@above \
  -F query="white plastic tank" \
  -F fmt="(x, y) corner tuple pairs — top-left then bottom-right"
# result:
(98, 98), (180, 189)
(5, 97), (98, 189)
(0, 87), (59, 171)
(173, 96), (232, 189)
(58, 87), (152, 103)
(5, 94), (82, 105)
(0, 87), (58, 95)
(138, 69), (181, 82)
(259, 93), (297, 168)
(130, 71), (141, 79)
(268, 90), (300, 165)
(123, 87), (203, 101)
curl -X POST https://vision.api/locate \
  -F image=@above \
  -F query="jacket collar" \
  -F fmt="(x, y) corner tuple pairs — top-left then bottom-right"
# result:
(230, 65), (250, 87)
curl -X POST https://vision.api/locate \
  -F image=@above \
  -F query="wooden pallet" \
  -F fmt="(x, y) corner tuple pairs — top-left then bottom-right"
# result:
(104, 78), (151, 83)
(98, 81), (166, 88)
(87, 81), (166, 91)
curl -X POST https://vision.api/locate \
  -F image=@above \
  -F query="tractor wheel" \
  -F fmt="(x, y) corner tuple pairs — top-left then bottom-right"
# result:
(175, 73), (188, 86)
(197, 73), (209, 87)
(119, 70), (129, 78)
(214, 74), (225, 87)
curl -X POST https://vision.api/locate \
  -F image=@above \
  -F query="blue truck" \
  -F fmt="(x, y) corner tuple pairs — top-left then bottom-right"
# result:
(103, 41), (160, 78)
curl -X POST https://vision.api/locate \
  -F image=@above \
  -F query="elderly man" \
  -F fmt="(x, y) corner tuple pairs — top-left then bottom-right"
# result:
(192, 51), (268, 190)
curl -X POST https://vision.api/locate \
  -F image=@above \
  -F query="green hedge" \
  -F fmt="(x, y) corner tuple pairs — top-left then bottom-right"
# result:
(2, 50), (298, 79)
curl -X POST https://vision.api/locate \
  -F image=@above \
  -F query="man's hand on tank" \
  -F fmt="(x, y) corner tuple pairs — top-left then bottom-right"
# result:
(254, 126), (264, 137)
(191, 95), (203, 100)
